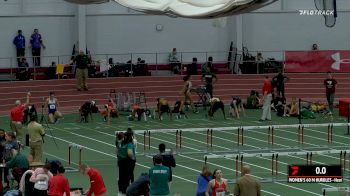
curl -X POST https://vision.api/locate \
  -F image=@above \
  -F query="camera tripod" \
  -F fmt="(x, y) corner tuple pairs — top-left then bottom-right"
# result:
(40, 102), (59, 149)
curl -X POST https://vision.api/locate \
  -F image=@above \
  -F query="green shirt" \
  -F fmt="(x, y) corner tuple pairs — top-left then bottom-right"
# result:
(149, 165), (170, 195)
(6, 153), (29, 169)
(117, 142), (135, 160)
(246, 96), (254, 107)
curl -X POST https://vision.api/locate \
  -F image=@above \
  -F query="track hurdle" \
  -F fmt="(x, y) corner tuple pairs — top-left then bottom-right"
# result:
(68, 143), (83, 166)
(340, 151), (347, 173)
(237, 127), (244, 146)
(206, 129), (213, 149)
(297, 125), (304, 145)
(143, 130), (151, 153)
(176, 130), (182, 150)
(327, 124), (333, 144)
(268, 126), (275, 146)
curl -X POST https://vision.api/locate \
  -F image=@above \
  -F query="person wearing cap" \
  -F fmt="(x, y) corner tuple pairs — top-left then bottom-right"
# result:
(27, 115), (45, 162)
(149, 154), (170, 196)
(13, 30), (26, 66)
(45, 92), (63, 124)
(10, 92), (31, 144)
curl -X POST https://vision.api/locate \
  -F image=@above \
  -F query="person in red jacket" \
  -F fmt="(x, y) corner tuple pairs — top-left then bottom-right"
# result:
(80, 164), (107, 196)
(260, 76), (273, 121)
(48, 166), (70, 196)
(10, 92), (31, 144)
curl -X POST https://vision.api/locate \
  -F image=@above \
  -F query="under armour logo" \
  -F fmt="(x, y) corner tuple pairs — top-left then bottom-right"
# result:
(331, 52), (350, 70)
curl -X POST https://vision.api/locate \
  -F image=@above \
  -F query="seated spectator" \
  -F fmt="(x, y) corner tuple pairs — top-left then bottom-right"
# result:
(126, 173), (150, 196)
(188, 57), (198, 75)
(244, 90), (261, 109)
(312, 43), (319, 50)
(48, 166), (70, 196)
(45, 62), (57, 80)
(16, 58), (31, 81)
(29, 163), (53, 195)
(6, 149), (29, 187)
(273, 95), (286, 117)
(284, 97), (299, 117)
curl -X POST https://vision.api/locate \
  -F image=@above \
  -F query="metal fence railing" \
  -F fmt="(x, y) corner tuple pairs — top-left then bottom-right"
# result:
(0, 50), (286, 81)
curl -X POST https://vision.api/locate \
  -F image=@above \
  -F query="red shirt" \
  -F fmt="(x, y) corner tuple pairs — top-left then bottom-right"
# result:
(262, 79), (273, 95)
(10, 105), (25, 122)
(212, 179), (226, 196)
(48, 174), (70, 196)
(86, 168), (107, 196)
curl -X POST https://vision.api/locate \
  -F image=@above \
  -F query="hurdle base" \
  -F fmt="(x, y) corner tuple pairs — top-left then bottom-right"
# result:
(65, 167), (79, 173)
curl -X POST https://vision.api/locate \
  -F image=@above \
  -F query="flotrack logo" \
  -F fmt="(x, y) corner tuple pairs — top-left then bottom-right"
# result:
(299, 10), (334, 16)
(331, 53), (350, 70)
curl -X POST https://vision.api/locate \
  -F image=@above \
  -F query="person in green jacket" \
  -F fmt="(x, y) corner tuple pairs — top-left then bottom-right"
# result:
(6, 149), (29, 185)
(149, 154), (170, 196)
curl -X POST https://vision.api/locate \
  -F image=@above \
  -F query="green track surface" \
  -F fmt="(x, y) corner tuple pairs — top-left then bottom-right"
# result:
(1, 108), (349, 196)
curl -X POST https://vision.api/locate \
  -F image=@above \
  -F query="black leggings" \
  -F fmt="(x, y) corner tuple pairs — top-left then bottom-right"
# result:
(118, 158), (136, 193)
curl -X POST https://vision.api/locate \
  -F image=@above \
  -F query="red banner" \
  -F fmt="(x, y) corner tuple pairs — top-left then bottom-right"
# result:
(284, 50), (350, 73)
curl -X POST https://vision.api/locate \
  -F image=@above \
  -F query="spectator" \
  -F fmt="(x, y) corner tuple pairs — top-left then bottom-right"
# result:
(126, 173), (150, 196)
(202, 64), (217, 98)
(196, 165), (212, 196)
(45, 62), (57, 80)
(6, 149), (29, 186)
(10, 92), (30, 145)
(168, 48), (181, 74)
(30, 29), (45, 67)
(17, 58), (31, 81)
(245, 90), (260, 109)
(259, 76), (273, 121)
(149, 154), (170, 196)
(233, 165), (261, 196)
(312, 43), (319, 50)
(3, 132), (19, 188)
(256, 53), (264, 74)
(30, 163), (53, 196)
(73, 50), (89, 91)
(324, 71), (337, 115)
(272, 71), (289, 99)
(117, 128), (136, 194)
(27, 115), (45, 162)
(188, 57), (198, 75)
(205, 169), (229, 196)
(158, 143), (176, 182)
(79, 164), (107, 196)
(283, 97), (299, 117)
(202, 57), (214, 73)
(13, 30), (26, 66)
(48, 166), (70, 196)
